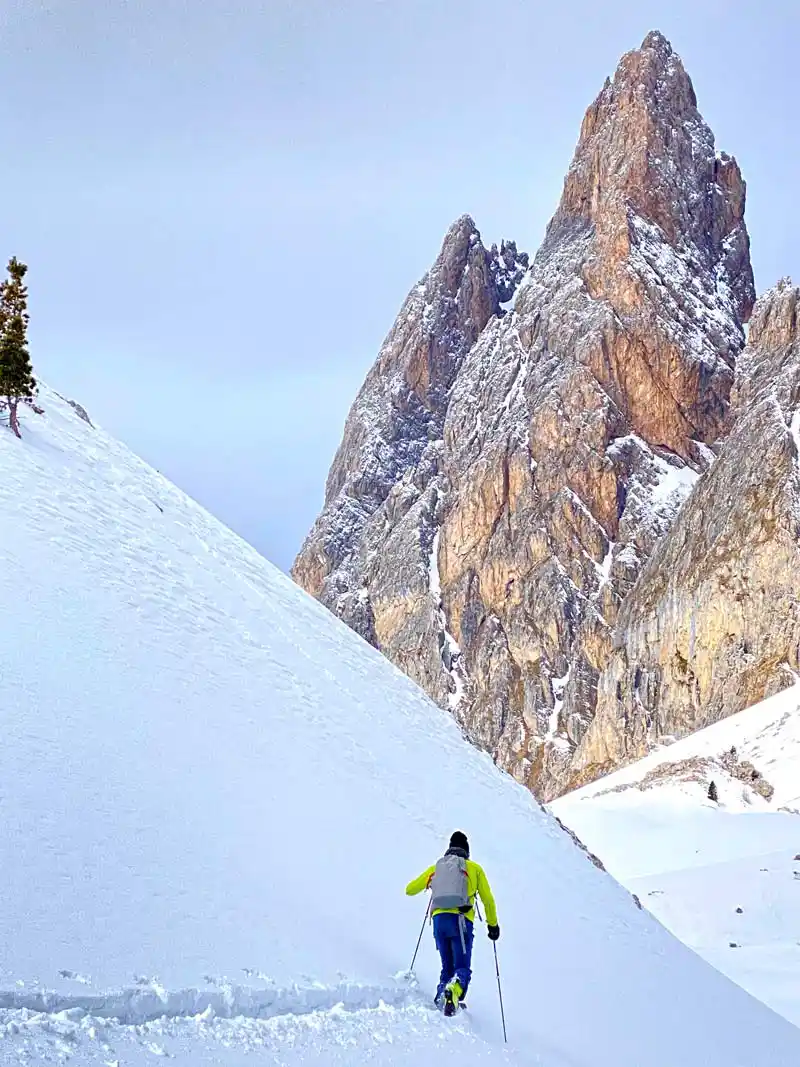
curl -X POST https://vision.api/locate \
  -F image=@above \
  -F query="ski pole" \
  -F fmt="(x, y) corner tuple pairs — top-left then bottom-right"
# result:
(477, 898), (506, 1040)
(493, 941), (508, 1043)
(409, 897), (431, 973)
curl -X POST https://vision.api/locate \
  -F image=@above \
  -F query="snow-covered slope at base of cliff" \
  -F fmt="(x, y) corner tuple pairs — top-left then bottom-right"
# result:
(553, 683), (800, 1028)
(1, 390), (799, 1067)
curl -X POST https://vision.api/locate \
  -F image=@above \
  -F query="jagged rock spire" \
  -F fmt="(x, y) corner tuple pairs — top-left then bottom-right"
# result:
(295, 32), (758, 802)
(557, 28), (748, 266)
(531, 29), (754, 455)
(292, 217), (527, 652)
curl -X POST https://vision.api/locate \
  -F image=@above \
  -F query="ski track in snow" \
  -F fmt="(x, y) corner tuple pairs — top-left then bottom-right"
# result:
(0, 981), (525, 1067)
(0, 977), (430, 1025)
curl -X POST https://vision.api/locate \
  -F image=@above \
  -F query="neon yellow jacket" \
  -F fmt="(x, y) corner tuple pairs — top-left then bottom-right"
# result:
(405, 858), (498, 926)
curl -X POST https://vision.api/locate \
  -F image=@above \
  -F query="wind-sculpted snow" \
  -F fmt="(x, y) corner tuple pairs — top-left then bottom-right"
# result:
(1, 389), (799, 1065)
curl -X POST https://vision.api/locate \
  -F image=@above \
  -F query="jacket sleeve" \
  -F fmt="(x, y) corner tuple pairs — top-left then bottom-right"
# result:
(405, 865), (435, 896)
(476, 864), (498, 926)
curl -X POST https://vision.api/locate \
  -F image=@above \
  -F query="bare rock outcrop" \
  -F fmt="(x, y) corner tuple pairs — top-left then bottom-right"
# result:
(571, 281), (800, 784)
(292, 217), (527, 698)
(294, 31), (758, 800)
(592, 750), (775, 802)
(434, 31), (754, 798)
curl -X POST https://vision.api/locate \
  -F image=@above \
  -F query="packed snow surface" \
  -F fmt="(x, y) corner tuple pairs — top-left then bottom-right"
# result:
(1, 391), (799, 1066)
(553, 683), (800, 1028)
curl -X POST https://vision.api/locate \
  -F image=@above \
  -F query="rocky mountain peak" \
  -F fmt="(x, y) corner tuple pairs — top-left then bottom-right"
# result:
(551, 30), (753, 343)
(292, 218), (527, 642)
(559, 28), (697, 229)
(295, 33), (759, 802)
(640, 28), (673, 52)
(515, 32), (755, 464)
(416, 214), (490, 339)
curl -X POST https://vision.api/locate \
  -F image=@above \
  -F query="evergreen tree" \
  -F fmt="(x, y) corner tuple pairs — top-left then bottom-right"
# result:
(708, 780), (719, 803)
(0, 257), (35, 438)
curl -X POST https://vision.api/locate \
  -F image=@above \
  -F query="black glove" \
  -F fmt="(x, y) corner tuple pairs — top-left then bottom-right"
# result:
(487, 924), (500, 941)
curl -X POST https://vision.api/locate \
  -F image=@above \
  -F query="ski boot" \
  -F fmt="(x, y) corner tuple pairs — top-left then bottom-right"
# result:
(443, 978), (463, 1017)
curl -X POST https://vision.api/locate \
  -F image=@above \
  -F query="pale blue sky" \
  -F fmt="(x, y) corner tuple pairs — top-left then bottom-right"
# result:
(2, 1), (798, 570)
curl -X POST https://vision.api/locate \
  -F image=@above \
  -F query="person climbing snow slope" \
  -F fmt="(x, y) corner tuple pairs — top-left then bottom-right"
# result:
(406, 830), (500, 1016)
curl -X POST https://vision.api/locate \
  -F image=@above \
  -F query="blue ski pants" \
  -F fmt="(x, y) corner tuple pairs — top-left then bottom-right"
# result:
(433, 912), (474, 998)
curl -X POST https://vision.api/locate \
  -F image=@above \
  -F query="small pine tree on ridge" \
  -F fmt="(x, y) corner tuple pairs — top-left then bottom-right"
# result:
(0, 257), (36, 438)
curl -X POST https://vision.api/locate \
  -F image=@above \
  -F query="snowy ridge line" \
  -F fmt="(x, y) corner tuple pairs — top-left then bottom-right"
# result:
(0, 978), (424, 1026)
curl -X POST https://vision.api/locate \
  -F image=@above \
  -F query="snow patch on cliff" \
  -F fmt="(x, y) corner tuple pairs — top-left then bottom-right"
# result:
(547, 668), (572, 752)
(596, 542), (615, 592)
(429, 529), (466, 711)
(608, 433), (700, 523)
(789, 410), (800, 469)
(651, 451), (700, 505)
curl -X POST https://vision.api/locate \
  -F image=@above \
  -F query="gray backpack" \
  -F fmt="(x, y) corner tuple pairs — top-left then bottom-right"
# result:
(429, 853), (470, 912)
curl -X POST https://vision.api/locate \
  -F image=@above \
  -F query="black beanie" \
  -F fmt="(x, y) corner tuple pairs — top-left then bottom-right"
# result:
(449, 830), (469, 856)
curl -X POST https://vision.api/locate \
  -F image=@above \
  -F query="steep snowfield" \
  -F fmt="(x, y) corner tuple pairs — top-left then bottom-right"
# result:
(553, 684), (800, 1028)
(1, 391), (799, 1066)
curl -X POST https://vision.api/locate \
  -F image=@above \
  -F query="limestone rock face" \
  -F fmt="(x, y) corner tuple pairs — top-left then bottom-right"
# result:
(293, 31), (757, 800)
(572, 281), (800, 785)
(292, 216), (528, 698)
(433, 31), (753, 798)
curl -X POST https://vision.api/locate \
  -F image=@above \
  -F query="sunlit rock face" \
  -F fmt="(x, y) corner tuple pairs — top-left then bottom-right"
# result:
(295, 31), (759, 800)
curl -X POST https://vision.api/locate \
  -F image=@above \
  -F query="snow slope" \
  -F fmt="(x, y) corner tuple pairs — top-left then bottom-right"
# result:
(1, 390), (799, 1066)
(553, 683), (800, 1028)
